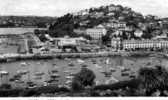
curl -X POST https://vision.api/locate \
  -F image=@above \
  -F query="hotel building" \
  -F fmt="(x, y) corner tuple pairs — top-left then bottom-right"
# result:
(111, 39), (168, 51)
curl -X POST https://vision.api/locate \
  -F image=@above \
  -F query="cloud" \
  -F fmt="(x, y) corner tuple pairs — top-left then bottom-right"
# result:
(0, 0), (168, 17)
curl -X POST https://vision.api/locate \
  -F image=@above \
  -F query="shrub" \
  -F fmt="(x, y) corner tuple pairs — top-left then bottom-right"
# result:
(0, 89), (22, 97)
(21, 89), (40, 97)
(0, 84), (12, 90)
(72, 68), (96, 91)
(94, 79), (140, 91)
(138, 65), (168, 95)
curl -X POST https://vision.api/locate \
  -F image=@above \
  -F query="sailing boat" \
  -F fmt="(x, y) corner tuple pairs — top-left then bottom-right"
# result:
(105, 58), (110, 65)
(103, 58), (112, 77)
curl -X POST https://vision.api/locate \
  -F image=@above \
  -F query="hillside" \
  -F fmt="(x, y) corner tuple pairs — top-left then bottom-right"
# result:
(38, 4), (168, 42)
(0, 16), (57, 28)
(49, 4), (146, 30)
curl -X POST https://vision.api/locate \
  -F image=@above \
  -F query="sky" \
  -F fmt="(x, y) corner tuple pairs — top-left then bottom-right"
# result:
(0, 0), (168, 17)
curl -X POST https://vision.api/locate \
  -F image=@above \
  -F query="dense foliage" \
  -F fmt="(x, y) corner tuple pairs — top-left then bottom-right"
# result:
(72, 67), (96, 91)
(0, 16), (57, 28)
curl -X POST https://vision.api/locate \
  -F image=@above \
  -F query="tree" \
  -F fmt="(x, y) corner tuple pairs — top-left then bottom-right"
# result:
(137, 65), (168, 95)
(72, 67), (96, 91)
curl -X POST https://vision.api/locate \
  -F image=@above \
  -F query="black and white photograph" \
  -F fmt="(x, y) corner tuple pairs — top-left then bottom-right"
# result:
(0, 0), (168, 98)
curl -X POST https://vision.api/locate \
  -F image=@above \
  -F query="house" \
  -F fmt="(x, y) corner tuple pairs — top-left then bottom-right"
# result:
(134, 29), (143, 38)
(52, 36), (87, 47)
(73, 29), (86, 34)
(107, 12), (115, 16)
(108, 5), (121, 12)
(86, 27), (107, 40)
(106, 20), (127, 29)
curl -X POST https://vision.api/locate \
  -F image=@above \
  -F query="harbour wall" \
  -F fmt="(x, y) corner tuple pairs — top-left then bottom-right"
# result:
(0, 51), (157, 62)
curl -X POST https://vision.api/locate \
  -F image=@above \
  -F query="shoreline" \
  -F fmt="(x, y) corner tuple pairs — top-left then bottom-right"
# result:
(0, 51), (164, 63)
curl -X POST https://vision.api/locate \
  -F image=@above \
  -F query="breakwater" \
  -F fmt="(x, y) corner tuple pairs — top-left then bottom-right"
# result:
(0, 51), (156, 62)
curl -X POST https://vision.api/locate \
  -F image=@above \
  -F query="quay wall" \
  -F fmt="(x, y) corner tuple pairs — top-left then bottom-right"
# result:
(0, 51), (156, 62)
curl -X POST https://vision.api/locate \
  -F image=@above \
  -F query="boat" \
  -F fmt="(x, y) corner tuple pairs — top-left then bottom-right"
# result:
(63, 70), (71, 74)
(35, 72), (45, 76)
(51, 69), (59, 73)
(20, 62), (27, 66)
(37, 62), (41, 65)
(100, 69), (106, 73)
(77, 59), (85, 64)
(105, 76), (119, 84)
(0, 70), (9, 75)
(118, 66), (125, 70)
(95, 80), (101, 85)
(68, 62), (75, 67)
(92, 60), (97, 64)
(81, 64), (88, 68)
(121, 68), (131, 72)
(121, 72), (129, 76)
(105, 58), (110, 64)
(110, 68), (116, 72)
(34, 76), (42, 80)
(104, 72), (112, 77)
(50, 73), (60, 78)
(95, 64), (102, 69)
(17, 70), (29, 75)
(68, 73), (76, 76)
(65, 76), (73, 79)
(65, 80), (72, 85)
(52, 63), (57, 66)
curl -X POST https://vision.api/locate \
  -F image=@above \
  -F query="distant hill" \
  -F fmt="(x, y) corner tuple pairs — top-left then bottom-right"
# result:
(0, 16), (57, 28)
(49, 4), (147, 30)
(38, 4), (168, 41)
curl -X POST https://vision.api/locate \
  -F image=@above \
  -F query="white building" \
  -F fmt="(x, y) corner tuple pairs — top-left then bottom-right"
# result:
(53, 36), (87, 47)
(111, 39), (168, 50)
(86, 27), (107, 40)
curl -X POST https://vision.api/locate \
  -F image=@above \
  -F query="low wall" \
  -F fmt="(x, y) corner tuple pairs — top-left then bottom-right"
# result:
(0, 51), (161, 62)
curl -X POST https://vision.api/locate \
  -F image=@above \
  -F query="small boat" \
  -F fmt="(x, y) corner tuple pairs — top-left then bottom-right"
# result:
(63, 70), (71, 74)
(65, 80), (72, 85)
(34, 76), (42, 80)
(15, 80), (24, 84)
(95, 80), (101, 85)
(95, 64), (102, 69)
(47, 79), (59, 84)
(35, 72), (45, 76)
(68, 73), (76, 76)
(68, 62), (75, 67)
(121, 72), (129, 76)
(20, 62), (27, 66)
(0, 70), (9, 75)
(121, 68), (131, 72)
(105, 58), (110, 64)
(77, 59), (85, 64)
(65, 76), (73, 79)
(105, 76), (119, 84)
(118, 66), (125, 70)
(17, 70), (29, 75)
(129, 75), (136, 79)
(110, 68), (116, 72)
(104, 72), (112, 77)
(52, 63), (57, 66)
(50, 73), (60, 78)
(100, 70), (106, 73)
(81, 64), (88, 68)
(51, 69), (59, 73)
(37, 62), (41, 65)
(65, 58), (71, 61)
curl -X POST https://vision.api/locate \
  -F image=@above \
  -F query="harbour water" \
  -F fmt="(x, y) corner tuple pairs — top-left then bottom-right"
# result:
(0, 56), (167, 88)
(0, 28), (47, 34)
